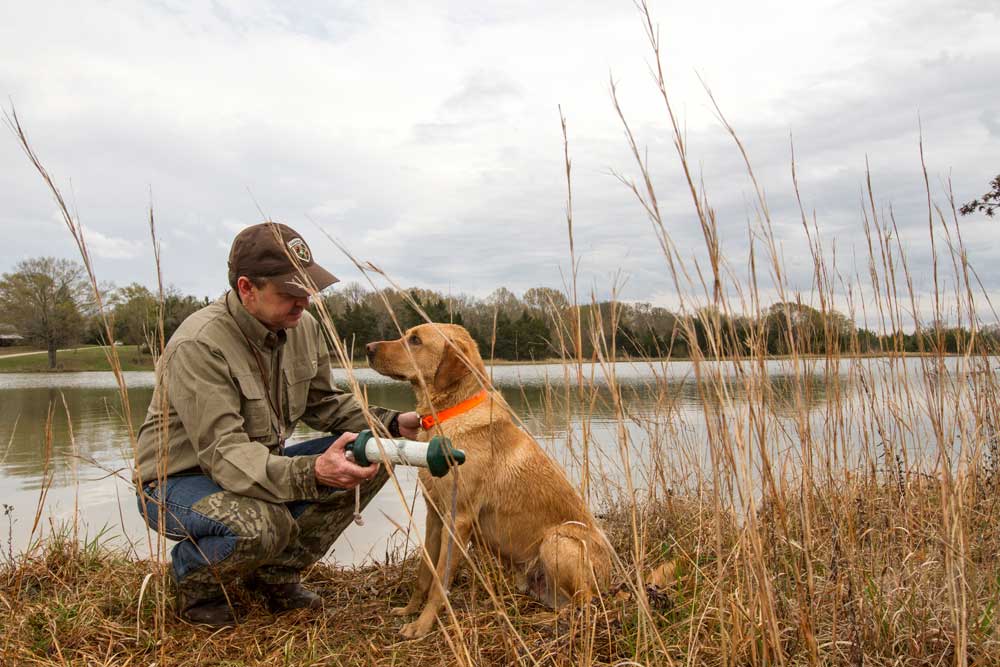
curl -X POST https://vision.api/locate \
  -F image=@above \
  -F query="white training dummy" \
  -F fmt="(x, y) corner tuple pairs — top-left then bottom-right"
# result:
(347, 429), (466, 477)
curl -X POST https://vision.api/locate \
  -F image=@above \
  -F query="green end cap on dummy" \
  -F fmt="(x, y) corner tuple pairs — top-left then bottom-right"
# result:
(351, 429), (373, 466)
(426, 436), (466, 477)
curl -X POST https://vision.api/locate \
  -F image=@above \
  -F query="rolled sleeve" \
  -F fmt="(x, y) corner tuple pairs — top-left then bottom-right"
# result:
(166, 340), (325, 503)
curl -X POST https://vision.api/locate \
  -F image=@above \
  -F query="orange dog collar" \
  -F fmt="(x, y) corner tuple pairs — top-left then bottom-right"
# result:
(420, 390), (489, 430)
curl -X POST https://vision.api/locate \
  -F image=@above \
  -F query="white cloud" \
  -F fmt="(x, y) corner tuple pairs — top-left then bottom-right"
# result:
(82, 229), (144, 260)
(0, 0), (996, 318)
(308, 199), (357, 220)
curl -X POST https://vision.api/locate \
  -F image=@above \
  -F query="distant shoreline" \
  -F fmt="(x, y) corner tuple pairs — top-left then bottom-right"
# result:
(0, 345), (993, 374)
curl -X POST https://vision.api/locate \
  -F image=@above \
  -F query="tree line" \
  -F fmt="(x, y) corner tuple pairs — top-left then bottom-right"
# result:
(321, 285), (1000, 361)
(2, 256), (997, 369)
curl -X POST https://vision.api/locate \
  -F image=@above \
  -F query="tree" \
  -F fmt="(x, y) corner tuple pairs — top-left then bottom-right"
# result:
(523, 286), (569, 313)
(113, 283), (158, 346)
(512, 311), (551, 359)
(399, 289), (455, 328)
(491, 311), (516, 359)
(763, 302), (854, 355)
(0, 257), (92, 368)
(960, 174), (1000, 218)
(334, 302), (381, 359)
(486, 287), (521, 316)
(108, 284), (205, 352)
(162, 290), (206, 344)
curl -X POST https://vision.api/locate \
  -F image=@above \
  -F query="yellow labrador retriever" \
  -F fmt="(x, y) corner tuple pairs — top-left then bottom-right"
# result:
(366, 323), (612, 639)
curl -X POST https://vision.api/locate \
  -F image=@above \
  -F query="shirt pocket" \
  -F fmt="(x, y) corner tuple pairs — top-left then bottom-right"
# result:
(234, 373), (272, 439)
(284, 360), (316, 422)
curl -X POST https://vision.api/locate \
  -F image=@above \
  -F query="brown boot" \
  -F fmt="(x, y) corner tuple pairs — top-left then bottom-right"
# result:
(249, 581), (323, 613)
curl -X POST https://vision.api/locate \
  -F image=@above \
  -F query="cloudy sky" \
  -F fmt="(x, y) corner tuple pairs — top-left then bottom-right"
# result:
(1, 0), (997, 326)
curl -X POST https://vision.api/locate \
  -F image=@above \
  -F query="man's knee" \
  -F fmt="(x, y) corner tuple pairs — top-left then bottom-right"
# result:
(249, 502), (298, 558)
(191, 492), (298, 560)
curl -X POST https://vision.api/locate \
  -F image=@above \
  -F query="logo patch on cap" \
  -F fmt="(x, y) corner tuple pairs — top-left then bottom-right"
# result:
(287, 238), (311, 263)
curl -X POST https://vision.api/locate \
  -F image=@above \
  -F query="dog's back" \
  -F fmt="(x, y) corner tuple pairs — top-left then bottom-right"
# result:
(426, 405), (613, 605)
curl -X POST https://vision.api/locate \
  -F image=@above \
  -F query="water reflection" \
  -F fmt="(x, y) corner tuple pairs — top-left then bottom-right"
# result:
(0, 360), (887, 564)
(1, 384), (152, 482)
(0, 364), (833, 485)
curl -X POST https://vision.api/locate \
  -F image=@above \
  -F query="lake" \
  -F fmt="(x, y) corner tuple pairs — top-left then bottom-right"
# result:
(0, 356), (987, 566)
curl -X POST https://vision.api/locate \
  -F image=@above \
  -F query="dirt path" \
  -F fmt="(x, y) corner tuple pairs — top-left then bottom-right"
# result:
(0, 346), (92, 359)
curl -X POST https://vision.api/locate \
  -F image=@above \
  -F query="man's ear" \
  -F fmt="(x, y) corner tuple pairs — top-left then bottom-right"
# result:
(433, 338), (471, 392)
(236, 276), (255, 303)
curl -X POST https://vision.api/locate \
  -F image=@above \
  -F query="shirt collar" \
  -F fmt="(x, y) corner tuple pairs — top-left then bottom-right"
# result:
(225, 290), (287, 350)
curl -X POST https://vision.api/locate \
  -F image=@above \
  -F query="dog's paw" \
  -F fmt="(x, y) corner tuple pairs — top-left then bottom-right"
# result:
(390, 604), (418, 617)
(400, 619), (433, 639)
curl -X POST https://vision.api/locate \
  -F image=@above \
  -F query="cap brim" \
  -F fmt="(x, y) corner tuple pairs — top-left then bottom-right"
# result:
(274, 263), (339, 297)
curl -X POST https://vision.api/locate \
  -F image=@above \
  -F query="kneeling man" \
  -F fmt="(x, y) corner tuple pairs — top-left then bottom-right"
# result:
(135, 222), (419, 627)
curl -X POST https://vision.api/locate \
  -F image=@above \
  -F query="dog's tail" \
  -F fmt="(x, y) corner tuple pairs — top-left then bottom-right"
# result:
(532, 520), (613, 608)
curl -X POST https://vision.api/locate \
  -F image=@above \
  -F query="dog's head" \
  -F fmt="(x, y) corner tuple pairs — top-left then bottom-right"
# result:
(366, 323), (484, 393)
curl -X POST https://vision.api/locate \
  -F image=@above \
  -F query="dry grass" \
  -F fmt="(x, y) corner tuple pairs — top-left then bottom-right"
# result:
(4, 480), (999, 666)
(0, 504), (680, 667)
(4, 2), (1000, 665)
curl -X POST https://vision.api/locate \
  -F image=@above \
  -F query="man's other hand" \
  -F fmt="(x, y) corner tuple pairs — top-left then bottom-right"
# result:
(397, 411), (421, 439)
(315, 432), (379, 489)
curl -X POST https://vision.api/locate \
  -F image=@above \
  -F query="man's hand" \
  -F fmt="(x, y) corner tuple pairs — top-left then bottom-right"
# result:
(397, 411), (421, 439)
(315, 432), (380, 489)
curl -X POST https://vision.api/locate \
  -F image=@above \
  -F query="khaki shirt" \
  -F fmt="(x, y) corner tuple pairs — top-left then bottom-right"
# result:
(135, 290), (395, 504)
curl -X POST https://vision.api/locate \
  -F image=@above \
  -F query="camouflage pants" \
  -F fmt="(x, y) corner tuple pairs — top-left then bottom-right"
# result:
(136, 435), (388, 597)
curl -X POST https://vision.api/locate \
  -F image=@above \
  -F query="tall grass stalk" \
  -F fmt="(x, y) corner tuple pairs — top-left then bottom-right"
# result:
(4, 2), (1000, 663)
(3, 107), (175, 664)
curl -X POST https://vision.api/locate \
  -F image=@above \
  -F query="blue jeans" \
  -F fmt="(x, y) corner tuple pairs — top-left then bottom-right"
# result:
(136, 435), (386, 590)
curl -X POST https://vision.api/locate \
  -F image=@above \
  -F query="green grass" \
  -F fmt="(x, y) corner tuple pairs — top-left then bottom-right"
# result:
(0, 345), (154, 372)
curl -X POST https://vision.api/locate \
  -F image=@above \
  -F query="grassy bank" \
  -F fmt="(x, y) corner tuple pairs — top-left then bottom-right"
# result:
(3, 482), (998, 666)
(0, 345), (154, 372)
(0, 348), (986, 374)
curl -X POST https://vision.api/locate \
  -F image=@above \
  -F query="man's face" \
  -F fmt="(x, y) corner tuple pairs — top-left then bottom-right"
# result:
(238, 278), (310, 331)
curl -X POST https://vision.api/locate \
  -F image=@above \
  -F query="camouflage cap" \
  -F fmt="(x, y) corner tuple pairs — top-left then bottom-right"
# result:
(228, 222), (338, 296)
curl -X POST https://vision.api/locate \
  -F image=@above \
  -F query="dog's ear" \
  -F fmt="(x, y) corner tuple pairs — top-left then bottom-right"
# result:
(433, 336), (472, 392)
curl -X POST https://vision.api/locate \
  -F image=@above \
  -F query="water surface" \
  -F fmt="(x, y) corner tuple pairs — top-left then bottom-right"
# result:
(0, 357), (980, 565)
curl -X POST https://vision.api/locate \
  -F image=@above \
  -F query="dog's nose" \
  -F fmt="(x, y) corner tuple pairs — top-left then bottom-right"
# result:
(365, 342), (379, 362)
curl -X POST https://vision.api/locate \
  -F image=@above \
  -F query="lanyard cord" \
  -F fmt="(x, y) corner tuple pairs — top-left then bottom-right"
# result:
(353, 486), (364, 526)
(225, 295), (284, 438)
(227, 293), (365, 525)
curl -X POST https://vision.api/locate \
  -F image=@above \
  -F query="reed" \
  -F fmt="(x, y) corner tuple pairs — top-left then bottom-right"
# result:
(2, 2), (999, 664)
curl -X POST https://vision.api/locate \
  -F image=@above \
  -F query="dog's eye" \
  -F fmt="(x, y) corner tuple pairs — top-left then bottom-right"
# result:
(408, 334), (422, 346)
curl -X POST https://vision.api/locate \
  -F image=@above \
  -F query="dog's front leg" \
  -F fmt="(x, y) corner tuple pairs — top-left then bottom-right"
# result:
(399, 516), (473, 639)
(391, 502), (443, 617)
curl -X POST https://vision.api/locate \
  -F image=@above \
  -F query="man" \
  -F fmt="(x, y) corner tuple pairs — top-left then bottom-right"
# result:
(135, 221), (419, 627)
